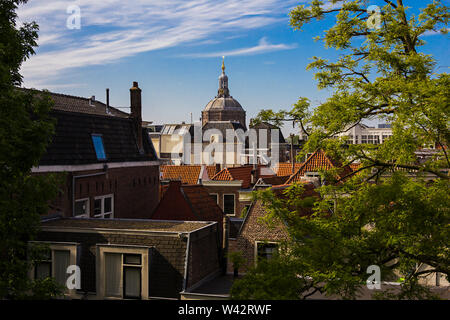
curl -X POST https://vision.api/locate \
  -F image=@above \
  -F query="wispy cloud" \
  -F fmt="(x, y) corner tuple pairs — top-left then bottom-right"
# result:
(17, 0), (300, 88)
(421, 28), (449, 36)
(180, 37), (297, 58)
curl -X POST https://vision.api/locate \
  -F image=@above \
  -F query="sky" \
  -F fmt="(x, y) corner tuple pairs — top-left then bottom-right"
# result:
(17, 0), (449, 136)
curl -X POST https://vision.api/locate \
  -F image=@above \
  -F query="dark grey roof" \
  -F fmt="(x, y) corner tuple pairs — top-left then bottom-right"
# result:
(204, 97), (244, 111)
(250, 121), (286, 143)
(21, 88), (130, 118)
(202, 121), (246, 143)
(39, 110), (157, 165)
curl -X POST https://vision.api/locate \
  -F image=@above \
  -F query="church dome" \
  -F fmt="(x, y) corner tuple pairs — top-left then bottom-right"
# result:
(204, 96), (244, 111)
(202, 57), (246, 129)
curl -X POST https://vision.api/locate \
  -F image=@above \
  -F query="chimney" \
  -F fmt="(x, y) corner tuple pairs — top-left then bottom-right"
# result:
(130, 81), (143, 153)
(106, 88), (110, 114)
(215, 163), (221, 175)
(89, 95), (95, 106)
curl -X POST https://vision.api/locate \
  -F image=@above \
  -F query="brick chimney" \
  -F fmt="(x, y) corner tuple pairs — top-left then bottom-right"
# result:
(130, 81), (143, 153)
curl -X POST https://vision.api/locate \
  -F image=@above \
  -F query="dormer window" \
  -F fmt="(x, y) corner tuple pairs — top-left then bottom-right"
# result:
(91, 134), (106, 160)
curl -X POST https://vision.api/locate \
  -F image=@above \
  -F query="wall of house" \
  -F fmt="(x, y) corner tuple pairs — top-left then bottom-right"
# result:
(186, 223), (221, 289)
(46, 165), (160, 219)
(227, 200), (288, 274)
(37, 230), (188, 299)
(202, 185), (246, 218)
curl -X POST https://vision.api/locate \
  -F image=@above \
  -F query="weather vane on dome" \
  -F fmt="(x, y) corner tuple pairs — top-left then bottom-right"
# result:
(222, 56), (225, 73)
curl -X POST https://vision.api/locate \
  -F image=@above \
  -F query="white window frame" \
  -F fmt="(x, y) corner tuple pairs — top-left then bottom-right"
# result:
(74, 198), (90, 218)
(209, 193), (219, 204)
(223, 193), (235, 216)
(93, 194), (114, 219)
(254, 241), (279, 265)
(28, 241), (80, 298)
(96, 244), (151, 300)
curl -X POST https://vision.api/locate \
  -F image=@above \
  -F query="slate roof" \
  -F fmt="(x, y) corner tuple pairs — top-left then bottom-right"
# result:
(39, 109), (157, 165)
(202, 121), (246, 142)
(286, 149), (353, 184)
(161, 165), (216, 185)
(22, 88), (130, 118)
(249, 121), (286, 143)
(256, 175), (290, 186)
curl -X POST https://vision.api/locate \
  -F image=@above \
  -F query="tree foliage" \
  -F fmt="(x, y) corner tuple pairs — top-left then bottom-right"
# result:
(0, 0), (62, 299)
(233, 0), (449, 299)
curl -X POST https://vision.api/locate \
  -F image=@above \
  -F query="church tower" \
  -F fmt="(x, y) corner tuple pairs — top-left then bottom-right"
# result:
(201, 57), (246, 129)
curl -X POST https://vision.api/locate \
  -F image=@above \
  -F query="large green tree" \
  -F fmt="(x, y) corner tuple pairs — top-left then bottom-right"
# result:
(0, 0), (62, 299)
(232, 0), (449, 299)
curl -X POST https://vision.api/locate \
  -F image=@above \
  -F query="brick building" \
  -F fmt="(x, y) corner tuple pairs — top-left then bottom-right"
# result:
(31, 82), (160, 219)
(227, 183), (318, 274)
(31, 217), (221, 299)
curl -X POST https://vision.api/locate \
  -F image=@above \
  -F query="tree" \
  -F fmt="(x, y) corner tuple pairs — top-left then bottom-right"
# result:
(232, 0), (449, 299)
(0, 0), (62, 299)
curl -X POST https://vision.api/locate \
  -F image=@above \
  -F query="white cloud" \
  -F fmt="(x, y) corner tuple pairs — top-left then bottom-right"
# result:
(180, 37), (297, 58)
(17, 0), (300, 87)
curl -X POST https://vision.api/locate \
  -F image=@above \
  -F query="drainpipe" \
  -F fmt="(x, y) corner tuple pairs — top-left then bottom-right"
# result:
(71, 169), (107, 217)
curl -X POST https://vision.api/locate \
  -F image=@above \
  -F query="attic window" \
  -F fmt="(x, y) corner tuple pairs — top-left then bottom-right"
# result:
(91, 134), (107, 160)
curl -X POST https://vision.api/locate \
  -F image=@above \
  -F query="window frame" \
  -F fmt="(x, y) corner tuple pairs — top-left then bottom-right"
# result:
(254, 241), (279, 265)
(93, 194), (114, 219)
(96, 244), (151, 300)
(223, 193), (235, 216)
(209, 193), (219, 204)
(28, 241), (80, 298)
(74, 197), (90, 218)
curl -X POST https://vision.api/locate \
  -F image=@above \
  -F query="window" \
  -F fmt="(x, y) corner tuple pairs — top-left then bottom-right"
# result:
(91, 134), (106, 160)
(361, 135), (368, 144)
(346, 135), (353, 144)
(74, 198), (89, 217)
(256, 242), (279, 263)
(209, 193), (218, 204)
(29, 242), (79, 296)
(305, 172), (320, 178)
(94, 194), (114, 218)
(97, 245), (151, 299)
(223, 194), (235, 215)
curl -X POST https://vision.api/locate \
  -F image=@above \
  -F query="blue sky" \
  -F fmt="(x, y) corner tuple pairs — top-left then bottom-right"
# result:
(18, 0), (449, 136)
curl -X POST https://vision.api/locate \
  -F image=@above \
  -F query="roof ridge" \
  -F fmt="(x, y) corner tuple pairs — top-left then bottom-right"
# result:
(21, 87), (129, 116)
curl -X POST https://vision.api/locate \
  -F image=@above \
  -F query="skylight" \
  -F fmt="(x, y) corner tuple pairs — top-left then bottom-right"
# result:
(91, 134), (106, 160)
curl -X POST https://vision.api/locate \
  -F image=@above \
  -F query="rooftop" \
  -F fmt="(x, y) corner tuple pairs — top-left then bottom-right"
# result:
(41, 217), (212, 233)
(39, 110), (157, 166)
(161, 165), (216, 185)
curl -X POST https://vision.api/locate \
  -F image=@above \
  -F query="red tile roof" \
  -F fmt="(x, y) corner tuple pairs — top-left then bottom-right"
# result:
(151, 182), (224, 227)
(274, 162), (304, 176)
(211, 166), (255, 188)
(161, 165), (216, 184)
(286, 149), (353, 184)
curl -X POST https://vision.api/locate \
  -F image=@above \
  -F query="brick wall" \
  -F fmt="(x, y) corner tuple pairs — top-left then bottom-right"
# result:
(226, 200), (288, 273)
(202, 185), (249, 218)
(45, 165), (159, 219)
